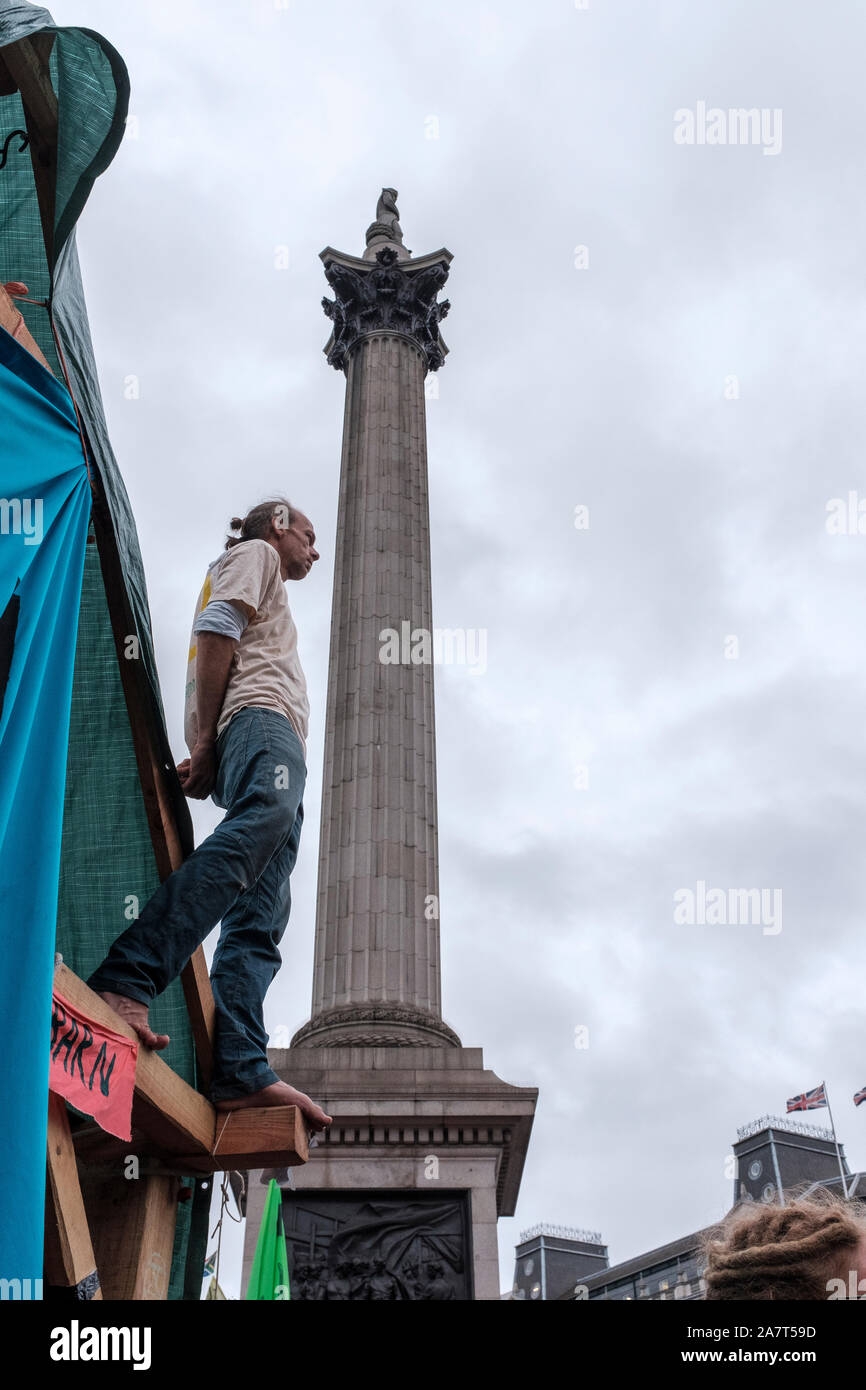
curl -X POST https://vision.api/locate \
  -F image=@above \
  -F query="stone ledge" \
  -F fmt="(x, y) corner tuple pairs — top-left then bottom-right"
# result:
(268, 1045), (536, 1216)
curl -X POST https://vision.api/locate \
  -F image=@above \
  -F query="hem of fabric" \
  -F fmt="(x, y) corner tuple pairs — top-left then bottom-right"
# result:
(209, 1066), (281, 1102)
(85, 976), (154, 1006)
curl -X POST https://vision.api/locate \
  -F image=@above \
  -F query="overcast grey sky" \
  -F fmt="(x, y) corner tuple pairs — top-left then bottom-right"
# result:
(49, 0), (866, 1296)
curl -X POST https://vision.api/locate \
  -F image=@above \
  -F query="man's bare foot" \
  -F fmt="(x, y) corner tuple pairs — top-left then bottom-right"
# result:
(96, 991), (170, 1050)
(214, 1080), (332, 1132)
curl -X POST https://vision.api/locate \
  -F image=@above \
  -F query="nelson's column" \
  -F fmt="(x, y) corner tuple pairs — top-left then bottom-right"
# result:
(241, 191), (537, 1302)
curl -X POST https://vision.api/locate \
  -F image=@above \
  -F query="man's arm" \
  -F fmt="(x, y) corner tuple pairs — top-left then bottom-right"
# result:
(178, 632), (237, 798)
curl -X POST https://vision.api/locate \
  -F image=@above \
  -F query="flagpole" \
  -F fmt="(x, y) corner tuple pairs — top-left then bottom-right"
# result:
(823, 1080), (851, 1199)
(768, 1128), (785, 1208)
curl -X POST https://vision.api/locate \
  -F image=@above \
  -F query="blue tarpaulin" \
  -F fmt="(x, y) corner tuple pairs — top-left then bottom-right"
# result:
(0, 321), (90, 1285)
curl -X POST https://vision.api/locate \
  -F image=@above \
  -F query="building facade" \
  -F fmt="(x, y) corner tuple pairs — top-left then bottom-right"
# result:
(513, 1116), (859, 1301)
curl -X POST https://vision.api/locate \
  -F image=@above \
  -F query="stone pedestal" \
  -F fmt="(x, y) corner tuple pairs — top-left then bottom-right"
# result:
(241, 1046), (537, 1300)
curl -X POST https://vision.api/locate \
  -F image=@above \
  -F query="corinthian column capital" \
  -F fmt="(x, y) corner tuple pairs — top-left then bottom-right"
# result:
(320, 243), (452, 374)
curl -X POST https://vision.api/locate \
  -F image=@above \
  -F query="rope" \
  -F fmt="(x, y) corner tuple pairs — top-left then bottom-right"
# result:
(212, 1111), (232, 1154)
(208, 1168), (242, 1299)
(205, 1112), (238, 1297)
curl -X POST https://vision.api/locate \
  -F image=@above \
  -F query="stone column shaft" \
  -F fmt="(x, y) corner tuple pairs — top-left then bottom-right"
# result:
(315, 331), (440, 1008)
(293, 230), (456, 1048)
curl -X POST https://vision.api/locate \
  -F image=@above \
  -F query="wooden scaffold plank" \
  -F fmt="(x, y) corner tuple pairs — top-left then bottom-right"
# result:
(44, 1092), (102, 1300)
(55, 963), (309, 1173)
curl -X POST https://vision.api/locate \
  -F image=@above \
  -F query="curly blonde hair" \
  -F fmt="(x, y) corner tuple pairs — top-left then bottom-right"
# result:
(702, 1188), (866, 1300)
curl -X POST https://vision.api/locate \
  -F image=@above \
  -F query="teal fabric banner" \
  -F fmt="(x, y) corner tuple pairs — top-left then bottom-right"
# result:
(0, 323), (91, 1289)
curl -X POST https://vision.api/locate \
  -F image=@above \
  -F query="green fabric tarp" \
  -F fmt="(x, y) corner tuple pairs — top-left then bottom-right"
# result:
(246, 1180), (290, 1301)
(0, 0), (206, 1297)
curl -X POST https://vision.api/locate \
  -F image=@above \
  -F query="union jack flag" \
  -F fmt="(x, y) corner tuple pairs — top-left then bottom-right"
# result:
(854, 1085), (866, 1108)
(787, 1084), (827, 1112)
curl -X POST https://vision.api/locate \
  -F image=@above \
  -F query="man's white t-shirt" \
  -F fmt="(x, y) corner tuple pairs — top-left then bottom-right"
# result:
(183, 539), (309, 758)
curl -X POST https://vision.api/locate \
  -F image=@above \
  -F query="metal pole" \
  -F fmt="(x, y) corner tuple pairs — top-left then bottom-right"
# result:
(823, 1081), (851, 1198)
(768, 1129), (786, 1207)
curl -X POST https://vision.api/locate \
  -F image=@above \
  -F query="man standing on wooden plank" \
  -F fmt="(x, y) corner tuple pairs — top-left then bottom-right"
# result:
(87, 499), (331, 1132)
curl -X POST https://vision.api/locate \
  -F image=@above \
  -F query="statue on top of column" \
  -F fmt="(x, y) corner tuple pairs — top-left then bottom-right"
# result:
(365, 186), (404, 248)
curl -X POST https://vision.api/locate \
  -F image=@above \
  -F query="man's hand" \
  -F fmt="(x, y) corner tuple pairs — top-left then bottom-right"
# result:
(177, 741), (217, 799)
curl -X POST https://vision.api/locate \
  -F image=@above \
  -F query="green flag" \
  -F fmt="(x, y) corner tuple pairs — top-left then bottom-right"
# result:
(246, 1179), (290, 1300)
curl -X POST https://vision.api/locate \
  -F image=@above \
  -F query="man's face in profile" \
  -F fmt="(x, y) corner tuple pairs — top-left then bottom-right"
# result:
(272, 507), (319, 580)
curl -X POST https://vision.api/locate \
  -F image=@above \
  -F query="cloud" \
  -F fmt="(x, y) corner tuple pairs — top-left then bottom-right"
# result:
(50, 0), (866, 1294)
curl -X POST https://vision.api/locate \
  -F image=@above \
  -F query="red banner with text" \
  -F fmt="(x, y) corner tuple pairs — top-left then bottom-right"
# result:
(49, 989), (138, 1141)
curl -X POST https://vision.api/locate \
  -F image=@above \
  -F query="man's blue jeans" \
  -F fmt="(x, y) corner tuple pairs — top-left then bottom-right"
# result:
(87, 707), (306, 1100)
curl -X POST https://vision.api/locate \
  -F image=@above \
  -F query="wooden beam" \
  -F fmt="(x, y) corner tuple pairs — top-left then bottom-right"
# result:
(0, 49), (16, 96)
(197, 1105), (309, 1171)
(56, 963), (214, 1157)
(71, 1104), (309, 1174)
(87, 486), (215, 1091)
(78, 1172), (177, 1301)
(56, 965), (308, 1171)
(179, 946), (216, 1091)
(0, 35), (58, 265)
(145, 743), (215, 1092)
(0, 35), (57, 140)
(44, 1092), (102, 1299)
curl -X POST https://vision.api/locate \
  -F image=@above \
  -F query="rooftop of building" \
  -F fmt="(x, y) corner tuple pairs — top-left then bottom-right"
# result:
(574, 1226), (710, 1294)
(519, 1222), (604, 1246)
(736, 1114), (837, 1143)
